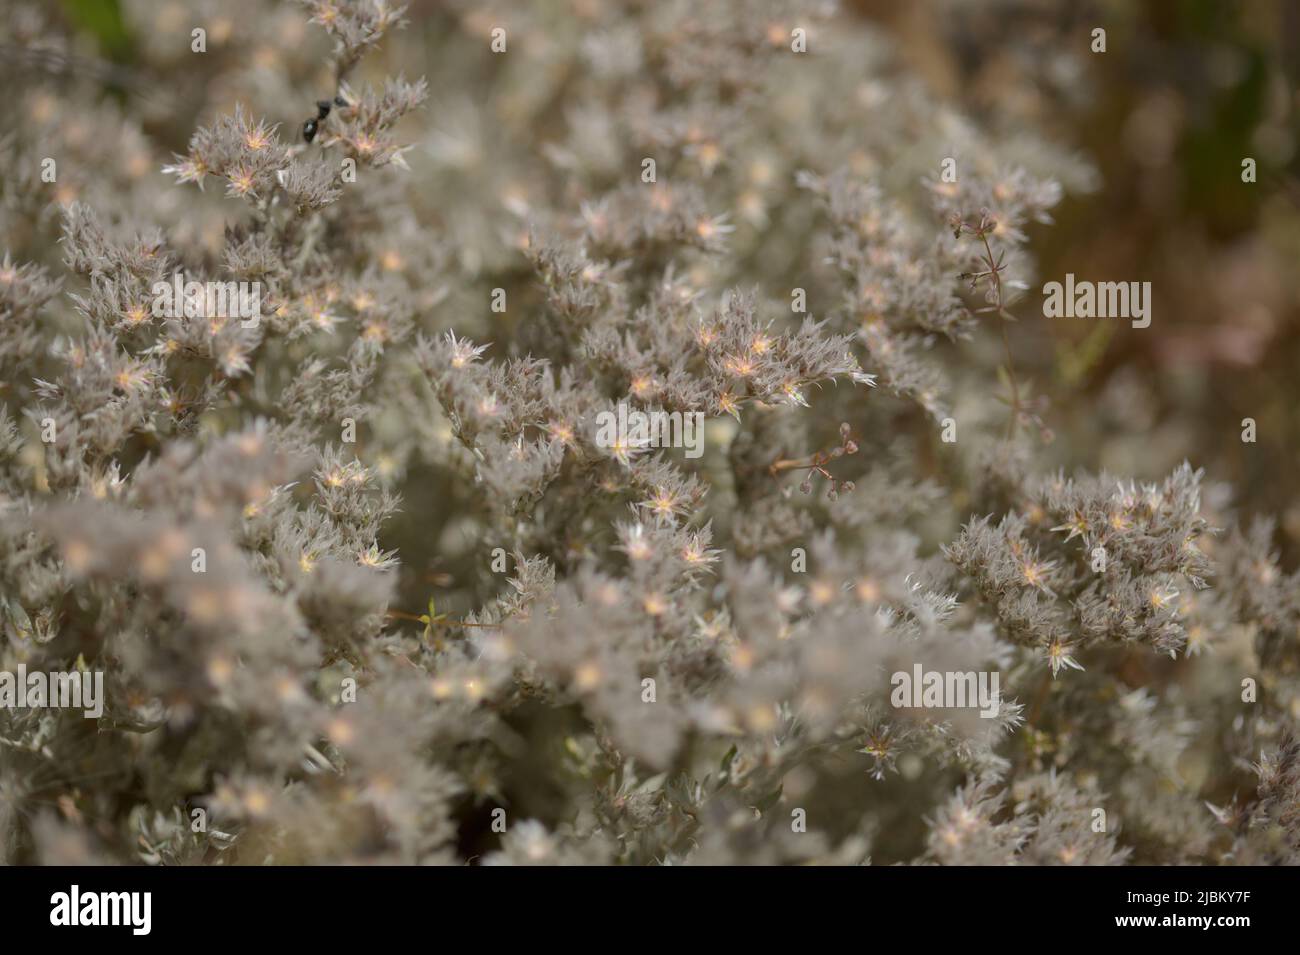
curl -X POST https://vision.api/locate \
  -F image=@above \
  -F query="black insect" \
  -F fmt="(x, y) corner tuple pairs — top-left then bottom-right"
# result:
(302, 95), (349, 144)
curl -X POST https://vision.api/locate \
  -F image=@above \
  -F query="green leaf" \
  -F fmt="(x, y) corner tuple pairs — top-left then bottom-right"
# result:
(753, 785), (783, 814)
(720, 744), (738, 773)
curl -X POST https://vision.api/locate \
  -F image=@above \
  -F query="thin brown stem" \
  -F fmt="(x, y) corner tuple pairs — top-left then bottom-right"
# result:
(768, 453), (829, 477)
(960, 214), (1024, 440)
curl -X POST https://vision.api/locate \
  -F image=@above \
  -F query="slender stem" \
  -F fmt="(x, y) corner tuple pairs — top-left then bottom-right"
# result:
(1000, 319), (1020, 440)
(385, 609), (498, 629)
(292, 213), (323, 271)
(769, 453), (825, 476)
(972, 224), (1022, 440)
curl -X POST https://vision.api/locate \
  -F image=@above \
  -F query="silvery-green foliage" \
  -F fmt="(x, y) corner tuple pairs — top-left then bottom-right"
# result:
(0, 0), (1295, 866)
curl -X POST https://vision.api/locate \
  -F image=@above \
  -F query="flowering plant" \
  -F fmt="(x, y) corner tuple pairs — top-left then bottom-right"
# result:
(0, 0), (1296, 866)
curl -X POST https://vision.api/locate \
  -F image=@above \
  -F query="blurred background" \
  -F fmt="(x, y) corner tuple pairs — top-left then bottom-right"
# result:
(871, 0), (1300, 558)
